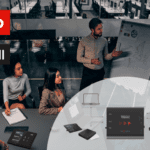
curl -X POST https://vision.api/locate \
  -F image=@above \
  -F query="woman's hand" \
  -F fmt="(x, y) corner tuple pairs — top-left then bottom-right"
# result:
(22, 94), (26, 100)
(58, 107), (63, 112)
(18, 95), (23, 101)
(5, 108), (11, 116)
(18, 95), (26, 101)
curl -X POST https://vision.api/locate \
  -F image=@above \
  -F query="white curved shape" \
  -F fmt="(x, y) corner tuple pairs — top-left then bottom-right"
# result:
(47, 77), (150, 150)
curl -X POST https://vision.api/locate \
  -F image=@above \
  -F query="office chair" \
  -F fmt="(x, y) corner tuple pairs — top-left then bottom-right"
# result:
(10, 4), (13, 9)
(44, 6), (54, 18)
(129, 12), (134, 19)
(78, 3), (82, 14)
(82, 13), (87, 18)
(0, 89), (4, 109)
(38, 86), (43, 101)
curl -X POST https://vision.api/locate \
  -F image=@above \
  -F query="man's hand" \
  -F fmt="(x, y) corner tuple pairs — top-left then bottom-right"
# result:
(91, 58), (101, 65)
(18, 95), (23, 101)
(5, 108), (11, 116)
(112, 47), (123, 57)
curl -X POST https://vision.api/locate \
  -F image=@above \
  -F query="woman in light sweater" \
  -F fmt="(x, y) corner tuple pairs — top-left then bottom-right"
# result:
(3, 54), (31, 115)
(39, 68), (66, 115)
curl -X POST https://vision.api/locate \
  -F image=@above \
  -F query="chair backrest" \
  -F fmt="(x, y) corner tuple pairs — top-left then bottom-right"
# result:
(10, 4), (13, 9)
(0, 89), (4, 109)
(38, 86), (43, 100)
(44, 6), (50, 12)
(83, 13), (87, 18)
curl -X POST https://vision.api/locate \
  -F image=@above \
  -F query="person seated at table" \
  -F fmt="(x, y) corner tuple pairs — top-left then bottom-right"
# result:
(0, 140), (9, 150)
(3, 53), (31, 116)
(39, 68), (66, 115)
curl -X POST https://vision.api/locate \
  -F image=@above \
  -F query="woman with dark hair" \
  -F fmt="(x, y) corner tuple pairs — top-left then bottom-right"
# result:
(39, 68), (66, 115)
(3, 54), (31, 116)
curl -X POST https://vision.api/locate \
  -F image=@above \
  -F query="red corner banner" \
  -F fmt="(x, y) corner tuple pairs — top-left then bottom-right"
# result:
(0, 10), (10, 35)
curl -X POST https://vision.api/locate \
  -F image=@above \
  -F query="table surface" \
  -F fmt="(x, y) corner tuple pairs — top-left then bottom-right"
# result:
(56, 16), (70, 19)
(11, 1), (37, 14)
(57, 1), (76, 7)
(96, 1), (125, 14)
(114, 16), (140, 19)
(56, 7), (79, 13)
(56, 1), (79, 13)
(132, 1), (141, 7)
(0, 109), (57, 150)
(47, 77), (150, 150)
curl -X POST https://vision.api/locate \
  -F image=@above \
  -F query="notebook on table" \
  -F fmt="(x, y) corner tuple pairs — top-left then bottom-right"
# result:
(2, 108), (26, 125)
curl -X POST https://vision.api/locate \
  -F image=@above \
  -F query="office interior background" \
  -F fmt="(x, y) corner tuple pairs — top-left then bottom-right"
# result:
(0, 36), (118, 108)
(1, 0), (150, 19)
(1, 18), (150, 108)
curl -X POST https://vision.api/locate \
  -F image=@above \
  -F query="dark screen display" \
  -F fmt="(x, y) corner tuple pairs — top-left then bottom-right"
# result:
(107, 108), (144, 137)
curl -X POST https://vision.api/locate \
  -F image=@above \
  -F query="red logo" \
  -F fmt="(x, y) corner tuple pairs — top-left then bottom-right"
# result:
(0, 10), (10, 35)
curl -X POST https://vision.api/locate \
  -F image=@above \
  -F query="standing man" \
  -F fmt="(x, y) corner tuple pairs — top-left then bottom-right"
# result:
(77, 18), (122, 91)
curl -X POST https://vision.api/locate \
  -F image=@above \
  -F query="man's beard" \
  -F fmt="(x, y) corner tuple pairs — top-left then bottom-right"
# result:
(94, 30), (102, 38)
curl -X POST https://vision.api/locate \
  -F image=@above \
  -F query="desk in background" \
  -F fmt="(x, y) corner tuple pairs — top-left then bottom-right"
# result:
(0, 109), (57, 150)
(11, 1), (37, 14)
(56, 1), (79, 16)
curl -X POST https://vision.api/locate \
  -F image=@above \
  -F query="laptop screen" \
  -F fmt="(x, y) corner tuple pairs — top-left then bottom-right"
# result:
(83, 93), (99, 105)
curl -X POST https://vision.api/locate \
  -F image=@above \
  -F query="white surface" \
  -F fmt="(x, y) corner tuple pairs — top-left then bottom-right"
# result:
(56, 3), (79, 13)
(111, 21), (150, 80)
(95, 0), (125, 14)
(2, 108), (26, 125)
(110, 77), (149, 95)
(56, 16), (69, 19)
(114, 16), (130, 19)
(132, 1), (141, 7)
(47, 77), (150, 150)
(90, 134), (100, 140)
(31, 47), (41, 53)
(104, 7), (125, 14)
(69, 104), (79, 118)
(56, 1), (63, 7)
(11, 1), (37, 14)
(10, 48), (18, 53)
(76, 16), (83, 19)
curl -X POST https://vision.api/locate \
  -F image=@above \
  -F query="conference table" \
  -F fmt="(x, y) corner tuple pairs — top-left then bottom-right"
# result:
(0, 109), (57, 150)
(47, 77), (150, 150)
(11, 1), (37, 14)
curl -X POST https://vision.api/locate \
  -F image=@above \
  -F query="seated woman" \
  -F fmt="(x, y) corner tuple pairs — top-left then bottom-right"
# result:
(3, 54), (31, 116)
(39, 68), (66, 115)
